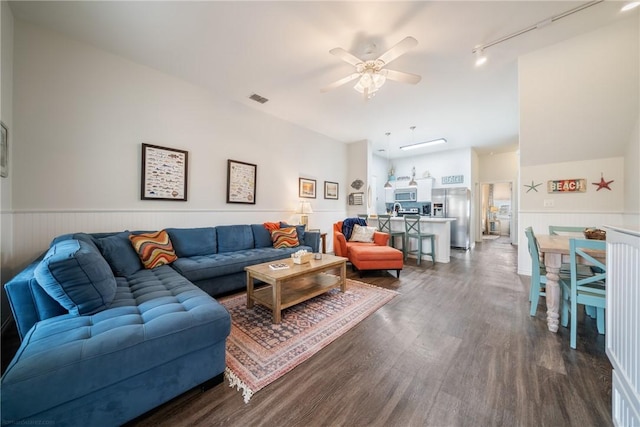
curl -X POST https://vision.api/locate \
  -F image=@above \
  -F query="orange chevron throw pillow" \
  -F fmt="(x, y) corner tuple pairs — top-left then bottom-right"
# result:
(129, 230), (178, 269)
(270, 227), (299, 249)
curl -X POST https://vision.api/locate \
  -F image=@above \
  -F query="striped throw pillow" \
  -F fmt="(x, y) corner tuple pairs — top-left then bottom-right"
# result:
(270, 227), (299, 249)
(129, 230), (178, 269)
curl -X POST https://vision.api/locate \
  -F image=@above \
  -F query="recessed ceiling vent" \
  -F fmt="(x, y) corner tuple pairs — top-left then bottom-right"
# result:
(249, 93), (269, 104)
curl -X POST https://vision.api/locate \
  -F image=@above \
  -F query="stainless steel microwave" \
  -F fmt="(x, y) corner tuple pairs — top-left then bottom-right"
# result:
(394, 188), (417, 202)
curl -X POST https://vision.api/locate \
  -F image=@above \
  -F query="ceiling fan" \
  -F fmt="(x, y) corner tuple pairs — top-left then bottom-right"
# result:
(321, 36), (422, 100)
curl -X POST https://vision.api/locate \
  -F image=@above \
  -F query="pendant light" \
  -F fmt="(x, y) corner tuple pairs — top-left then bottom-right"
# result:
(408, 127), (418, 187)
(384, 132), (393, 188)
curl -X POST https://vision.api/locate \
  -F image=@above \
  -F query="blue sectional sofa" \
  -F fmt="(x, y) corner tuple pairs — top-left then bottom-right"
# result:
(1, 223), (319, 426)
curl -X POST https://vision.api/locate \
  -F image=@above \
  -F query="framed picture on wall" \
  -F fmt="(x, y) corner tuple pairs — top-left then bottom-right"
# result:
(227, 159), (257, 204)
(1, 122), (7, 178)
(299, 178), (316, 198)
(324, 181), (338, 199)
(141, 143), (189, 201)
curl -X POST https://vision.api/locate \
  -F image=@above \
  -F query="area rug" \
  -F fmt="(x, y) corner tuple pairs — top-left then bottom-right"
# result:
(219, 279), (398, 403)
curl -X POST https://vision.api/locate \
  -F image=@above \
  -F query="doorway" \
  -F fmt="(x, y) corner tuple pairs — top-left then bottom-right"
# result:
(481, 182), (513, 240)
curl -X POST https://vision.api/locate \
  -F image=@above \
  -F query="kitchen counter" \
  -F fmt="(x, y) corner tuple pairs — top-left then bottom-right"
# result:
(389, 216), (456, 223)
(381, 216), (455, 263)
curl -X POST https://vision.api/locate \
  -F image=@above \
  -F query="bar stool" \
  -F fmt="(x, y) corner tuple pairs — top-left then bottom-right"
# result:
(377, 214), (406, 258)
(404, 215), (436, 267)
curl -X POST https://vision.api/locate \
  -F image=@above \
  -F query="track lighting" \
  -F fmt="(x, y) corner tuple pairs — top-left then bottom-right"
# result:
(471, 0), (604, 66)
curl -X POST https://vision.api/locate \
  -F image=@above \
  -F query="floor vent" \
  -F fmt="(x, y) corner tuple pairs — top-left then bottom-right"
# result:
(249, 93), (269, 104)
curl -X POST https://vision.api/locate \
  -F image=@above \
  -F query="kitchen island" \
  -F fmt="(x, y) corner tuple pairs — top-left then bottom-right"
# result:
(387, 216), (456, 263)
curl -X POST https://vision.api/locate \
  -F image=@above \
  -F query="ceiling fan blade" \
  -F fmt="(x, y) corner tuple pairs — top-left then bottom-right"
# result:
(377, 36), (418, 66)
(321, 73), (361, 93)
(329, 47), (363, 67)
(383, 69), (422, 85)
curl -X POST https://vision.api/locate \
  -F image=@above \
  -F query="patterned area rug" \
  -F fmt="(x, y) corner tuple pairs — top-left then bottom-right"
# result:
(220, 279), (398, 403)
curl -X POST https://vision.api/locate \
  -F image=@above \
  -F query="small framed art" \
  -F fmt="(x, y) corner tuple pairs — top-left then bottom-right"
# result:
(299, 178), (316, 198)
(227, 159), (257, 204)
(1, 122), (7, 178)
(141, 143), (188, 201)
(324, 181), (338, 199)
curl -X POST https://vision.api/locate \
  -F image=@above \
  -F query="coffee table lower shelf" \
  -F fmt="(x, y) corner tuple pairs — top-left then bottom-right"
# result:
(252, 273), (341, 312)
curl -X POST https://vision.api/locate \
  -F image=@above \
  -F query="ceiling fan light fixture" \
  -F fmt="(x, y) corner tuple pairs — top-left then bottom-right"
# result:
(353, 71), (386, 95)
(400, 138), (447, 151)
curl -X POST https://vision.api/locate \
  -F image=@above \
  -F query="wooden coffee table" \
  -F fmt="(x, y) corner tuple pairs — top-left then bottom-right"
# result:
(245, 254), (347, 323)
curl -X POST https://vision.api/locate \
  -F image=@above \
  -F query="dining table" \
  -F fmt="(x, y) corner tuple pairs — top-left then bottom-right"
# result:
(535, 234), (607, 333)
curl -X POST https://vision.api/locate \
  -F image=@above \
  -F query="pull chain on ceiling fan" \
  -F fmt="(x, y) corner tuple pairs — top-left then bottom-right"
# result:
(321, 36), (422, 100)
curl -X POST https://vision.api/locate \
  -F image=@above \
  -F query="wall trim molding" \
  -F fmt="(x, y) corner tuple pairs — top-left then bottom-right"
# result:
(519, 210), (625, 215)
(5, 208), (344, 214)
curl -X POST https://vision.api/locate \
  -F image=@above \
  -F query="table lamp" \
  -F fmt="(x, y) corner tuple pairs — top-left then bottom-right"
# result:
(297, 201), (313, 227)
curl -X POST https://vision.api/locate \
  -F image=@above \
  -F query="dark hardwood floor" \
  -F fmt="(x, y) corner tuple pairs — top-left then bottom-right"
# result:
(3, 238), (613, 426)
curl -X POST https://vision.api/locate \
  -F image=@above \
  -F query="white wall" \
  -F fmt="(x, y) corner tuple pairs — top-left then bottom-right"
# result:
(345, 140), (369, 219)
(517, 16), (639, 274)
(393, 147), (473, 190)
(624, 118), (639, 217)
(6, 20), (349, 276)
(519, 15), (639, 167)
(1, 1), (15, 328)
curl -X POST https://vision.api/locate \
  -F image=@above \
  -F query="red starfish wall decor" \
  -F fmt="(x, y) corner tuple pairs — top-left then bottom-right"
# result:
(592, 173), (614, 191)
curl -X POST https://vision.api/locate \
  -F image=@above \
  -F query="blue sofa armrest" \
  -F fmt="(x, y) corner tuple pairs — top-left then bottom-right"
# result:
(303, 231), (320, 253)
(4, 256), (66, 341)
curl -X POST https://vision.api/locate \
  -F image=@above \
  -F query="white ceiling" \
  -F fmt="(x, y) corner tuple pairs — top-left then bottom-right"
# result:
(8, 1), (635, 159)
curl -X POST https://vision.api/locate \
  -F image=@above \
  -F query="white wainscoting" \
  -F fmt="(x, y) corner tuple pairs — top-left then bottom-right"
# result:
(605, 226), (640, 427)
(517, 211), (626, 276)
(5, 209), (346, 276)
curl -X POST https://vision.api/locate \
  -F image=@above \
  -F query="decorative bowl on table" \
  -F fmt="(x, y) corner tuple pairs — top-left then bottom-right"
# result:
(584, 228), (606, 240)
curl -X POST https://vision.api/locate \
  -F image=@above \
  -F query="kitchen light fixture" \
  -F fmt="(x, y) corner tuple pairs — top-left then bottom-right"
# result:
(384, 132), (393, 188)
(471, 0), (604, 65)
(621, 1), (640, 11)
(297, 201), (313, 226)
(400, 138), (447, 151)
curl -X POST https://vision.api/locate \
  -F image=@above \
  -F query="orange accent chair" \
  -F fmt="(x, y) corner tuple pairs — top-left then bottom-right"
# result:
(333, 221), (404, 278)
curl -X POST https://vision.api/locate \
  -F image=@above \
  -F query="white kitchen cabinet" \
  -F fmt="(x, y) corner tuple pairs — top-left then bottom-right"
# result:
(417, 178), (434, 202)
(384, 182), (395, 203)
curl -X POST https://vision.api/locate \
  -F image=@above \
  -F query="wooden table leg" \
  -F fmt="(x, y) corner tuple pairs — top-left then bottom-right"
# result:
(246, 271), (254, 309)
(544, 252), (562, 333)
(339, 261), (347, 292)
(273, 279), (282, 324)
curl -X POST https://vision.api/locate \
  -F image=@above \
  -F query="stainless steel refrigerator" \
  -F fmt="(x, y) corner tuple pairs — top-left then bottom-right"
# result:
(431, 187), (471, 250)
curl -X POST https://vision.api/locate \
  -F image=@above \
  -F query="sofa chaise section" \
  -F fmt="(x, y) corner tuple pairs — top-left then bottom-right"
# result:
(2, 265), (230, 427)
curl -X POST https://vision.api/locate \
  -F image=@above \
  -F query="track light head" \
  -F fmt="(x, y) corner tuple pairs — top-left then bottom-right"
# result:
(475, 49), (487, 67)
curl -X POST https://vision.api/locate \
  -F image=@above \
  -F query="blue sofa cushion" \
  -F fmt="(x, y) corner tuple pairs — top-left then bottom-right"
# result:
(280, 222), (306, 246)
(1, 266), (231, 423)
(217, 225), (254, 253)
(166, 227), (217, 257)
(172, 246), (313, 283)
(34, 239), (117, 315)
(251, 224), (273, 248)
(96, 232), (143, 277)
(51, 232), (100, 252)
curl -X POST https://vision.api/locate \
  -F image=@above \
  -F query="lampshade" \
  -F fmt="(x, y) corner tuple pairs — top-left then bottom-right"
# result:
(297, 201), (313, 214)
(297, 201), (313, 226)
